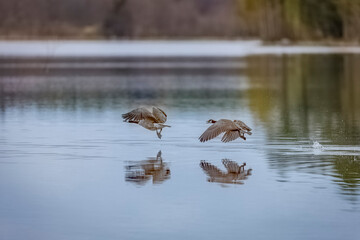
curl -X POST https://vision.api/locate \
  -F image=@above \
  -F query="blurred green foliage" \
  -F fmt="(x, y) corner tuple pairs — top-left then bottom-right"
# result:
(238, 0), (360, 41)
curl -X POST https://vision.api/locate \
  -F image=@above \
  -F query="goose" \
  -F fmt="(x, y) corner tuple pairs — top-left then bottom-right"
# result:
(200, 159), (252, 184)
(199, 119), (252, 143)
(122, 106), (171, 139)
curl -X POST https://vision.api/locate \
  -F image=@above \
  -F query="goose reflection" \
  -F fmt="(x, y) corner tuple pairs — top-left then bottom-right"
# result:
(125, 151), (170, 185)
(200, 159), (252, 184)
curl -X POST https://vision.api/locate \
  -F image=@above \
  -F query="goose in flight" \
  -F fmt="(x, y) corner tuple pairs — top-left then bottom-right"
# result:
(199, 119), (252, 143)
(200, 159), (252, 184)
(122, 106), (170, 139)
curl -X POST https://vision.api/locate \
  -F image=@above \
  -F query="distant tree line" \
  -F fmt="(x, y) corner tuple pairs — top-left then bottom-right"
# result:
(237, 0), (360, 41)
(0, 0), (359, 41)
(0, 0), (113, 38)
(102, 0), (242, 38)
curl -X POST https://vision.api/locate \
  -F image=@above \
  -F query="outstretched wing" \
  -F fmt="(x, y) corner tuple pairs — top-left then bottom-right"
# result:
(152, 107), (167, 123)
(200, 161), (224, 178)
(221, 130), (243, 143)
(199, 119), (237, 142)
(234, 120), (252, 132)
(222, 159), (240, 173)
(122, 108), (155, 122)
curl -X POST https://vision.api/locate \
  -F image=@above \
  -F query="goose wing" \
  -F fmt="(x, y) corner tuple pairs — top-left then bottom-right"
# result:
(200, 161), (224, 178)
(221, 130), (243, 143)
(199, 119), (237, 142)
(122, 108), (156, 122)
(152, 107), (167, 123)
(234, 120), (252, 132)
(222, 159), (240, 173)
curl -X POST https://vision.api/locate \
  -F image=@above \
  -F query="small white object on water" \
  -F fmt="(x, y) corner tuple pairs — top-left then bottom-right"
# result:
(312, 141), (324, 150)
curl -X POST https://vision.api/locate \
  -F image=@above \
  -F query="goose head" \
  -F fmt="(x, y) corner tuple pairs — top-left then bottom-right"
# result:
(207, 119), (216, 124)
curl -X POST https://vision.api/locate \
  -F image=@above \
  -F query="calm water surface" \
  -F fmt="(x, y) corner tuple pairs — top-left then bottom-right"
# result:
(0, 52), (360, 239)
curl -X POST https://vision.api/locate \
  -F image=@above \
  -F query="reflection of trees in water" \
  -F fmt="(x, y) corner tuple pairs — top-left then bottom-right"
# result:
(246, 55), (360, 202)
(125, 151), (170, 185)
(333, 156), (360, 203)
(200, 159), (252, 185)
(266, 153), (360, 203)
(247, 54), (360, 142)
(341, 55), (360, 134)
(0, 57), (247, 110)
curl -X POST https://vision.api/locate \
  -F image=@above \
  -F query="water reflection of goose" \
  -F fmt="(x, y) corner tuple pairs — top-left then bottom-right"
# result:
(200, 159), (252, 184)
(199, 119), (252, 143)
(122, 106), (171, 139)
(125, 151), (171, 185)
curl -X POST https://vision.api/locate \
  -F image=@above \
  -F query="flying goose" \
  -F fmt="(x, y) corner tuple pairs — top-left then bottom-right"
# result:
(200, 159), (252, 184)
(199, 119), (252, 143)
(122, 106), (170, 139)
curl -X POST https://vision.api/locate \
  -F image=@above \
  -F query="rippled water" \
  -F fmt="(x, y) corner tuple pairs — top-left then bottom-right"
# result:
(0, 51), (360, 239)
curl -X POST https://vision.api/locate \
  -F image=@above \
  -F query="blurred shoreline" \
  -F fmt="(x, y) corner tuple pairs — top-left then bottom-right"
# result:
(0, 37), (359, 47)
(1, 40), (360, 58)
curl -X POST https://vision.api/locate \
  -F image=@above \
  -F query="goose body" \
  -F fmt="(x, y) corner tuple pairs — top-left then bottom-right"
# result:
(122, 106), (170, 139)
(199, 119), (252, 143)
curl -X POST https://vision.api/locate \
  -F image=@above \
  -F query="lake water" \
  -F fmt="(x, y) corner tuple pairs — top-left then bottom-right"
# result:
(0, 42), (360, 240)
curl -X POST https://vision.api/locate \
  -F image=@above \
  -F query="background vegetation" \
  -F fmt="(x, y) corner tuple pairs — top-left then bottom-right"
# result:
(0, 0), (359, 42)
